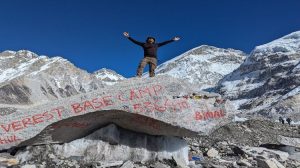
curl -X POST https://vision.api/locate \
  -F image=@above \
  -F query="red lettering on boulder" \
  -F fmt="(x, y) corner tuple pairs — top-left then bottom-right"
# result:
(22, 117), (35, 128)
(83, 101), (95, 111)
(11, 121), (23, 131)
(153, 85), (163, 96)
(103, 96), (114, 106)
(194, 109), (225, 121)
(138, 87), (152, 98)
(32, 114), (44, 124)
(92, 98), (104, 109)
(0, 135), (22, 144)
(129, 89), (140, 100)
(71, 103), (83, 113)
(0, 124), (11, 133)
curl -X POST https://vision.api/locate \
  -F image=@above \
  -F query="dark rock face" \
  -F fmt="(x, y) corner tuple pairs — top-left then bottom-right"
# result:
(0, 82), (31, 104)
(0, 50), (106, 107)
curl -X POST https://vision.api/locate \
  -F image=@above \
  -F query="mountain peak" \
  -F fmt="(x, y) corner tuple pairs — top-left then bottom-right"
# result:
(144, 45), (246, 90)
(183, 45), (246, 57)
(1, 50), (38, 59)
(93, 68), (125, 85)
(251, 30), (300, 56)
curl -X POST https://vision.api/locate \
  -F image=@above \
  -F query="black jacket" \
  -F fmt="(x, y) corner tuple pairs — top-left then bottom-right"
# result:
(128, 37), (174, 58)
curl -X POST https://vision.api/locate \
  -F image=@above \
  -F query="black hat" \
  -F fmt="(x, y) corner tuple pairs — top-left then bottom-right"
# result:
(146, 36), (156, 42)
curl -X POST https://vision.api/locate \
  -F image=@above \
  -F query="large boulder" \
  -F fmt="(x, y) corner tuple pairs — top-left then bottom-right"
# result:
(0, 76), (232, 150)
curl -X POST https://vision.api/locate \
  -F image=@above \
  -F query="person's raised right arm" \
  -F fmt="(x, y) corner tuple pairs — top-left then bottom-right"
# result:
(123, 32), (144, 46)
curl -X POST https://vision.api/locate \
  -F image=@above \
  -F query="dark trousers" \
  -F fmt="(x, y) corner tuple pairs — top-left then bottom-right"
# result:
(137, 57), (157, 77)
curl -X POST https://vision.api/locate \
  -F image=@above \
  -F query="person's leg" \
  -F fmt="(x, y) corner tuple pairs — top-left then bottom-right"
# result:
(149, 58), (157, 77)
(137, 57), (149, 77)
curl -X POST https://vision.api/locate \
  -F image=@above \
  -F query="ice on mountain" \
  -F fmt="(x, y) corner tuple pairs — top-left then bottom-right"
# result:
(252, 31), (300, 56)
(147, 45), (246, 90)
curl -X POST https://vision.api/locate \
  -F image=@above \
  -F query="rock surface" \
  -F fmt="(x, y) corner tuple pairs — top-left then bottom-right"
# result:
(0, 75), (231, 151)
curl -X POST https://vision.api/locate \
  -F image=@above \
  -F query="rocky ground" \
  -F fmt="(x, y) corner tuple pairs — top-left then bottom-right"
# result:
(186, 119), (300, 168)
(0, 119), (299, 168)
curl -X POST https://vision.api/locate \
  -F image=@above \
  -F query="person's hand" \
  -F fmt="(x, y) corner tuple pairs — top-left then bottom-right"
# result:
(123, 32), (130, 37)
(173, 36), (180, 41)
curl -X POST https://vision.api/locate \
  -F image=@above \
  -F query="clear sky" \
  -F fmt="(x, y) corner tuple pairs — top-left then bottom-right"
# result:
(0, 0), (299, 77)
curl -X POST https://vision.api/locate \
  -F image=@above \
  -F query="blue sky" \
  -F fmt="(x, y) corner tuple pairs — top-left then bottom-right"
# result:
(0, 0), (299, 77)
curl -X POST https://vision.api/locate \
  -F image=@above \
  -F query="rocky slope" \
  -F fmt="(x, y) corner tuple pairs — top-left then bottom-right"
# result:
(144, 45), (246, 90)
(218, 31), (300, 120)
(0, 50), (125, 110)
(186, 119), (300, 168)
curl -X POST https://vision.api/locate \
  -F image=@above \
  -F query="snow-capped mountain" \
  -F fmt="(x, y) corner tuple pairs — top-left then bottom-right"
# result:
(0, 50), (107, 107)
(218, 31), (300, 119)
(144, 45), (246, 90)
(93, 68), (125, 85)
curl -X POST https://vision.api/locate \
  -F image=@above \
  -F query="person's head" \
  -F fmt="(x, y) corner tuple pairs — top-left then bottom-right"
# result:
(146, 37), (155, 44)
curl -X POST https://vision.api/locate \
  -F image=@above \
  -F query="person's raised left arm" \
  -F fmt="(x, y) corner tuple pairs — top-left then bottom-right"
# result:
(158, 36), (180, 47)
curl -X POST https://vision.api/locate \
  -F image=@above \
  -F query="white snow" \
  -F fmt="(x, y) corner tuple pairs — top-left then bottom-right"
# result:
(29, 57), (64, 76)
(0, 55), (15, 60)
(233, 116), (248, 122)
(96, 72), (123, 81)
(280, 86), (300, 100)
(208, 62), (240, 75)
(230, 98), (250, 110)
(292, 62), (300, 73)
(221, 80), (241, 93)
(144, 45), (245, 89)
(0, 52), (71, 83)
(0, 57), (40, 82)
(1, 50), (17, 54)
(252, 31), (300, 56)
(93, 68), (125, 84)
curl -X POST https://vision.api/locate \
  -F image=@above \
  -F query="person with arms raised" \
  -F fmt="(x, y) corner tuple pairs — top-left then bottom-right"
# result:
(123, 32), (180, 77)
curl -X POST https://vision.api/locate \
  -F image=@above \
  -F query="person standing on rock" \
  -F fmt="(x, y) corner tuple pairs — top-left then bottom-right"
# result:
(123, 32), (180, 77)
(286, 118), (292, 125)
(279, 117), (284, 124)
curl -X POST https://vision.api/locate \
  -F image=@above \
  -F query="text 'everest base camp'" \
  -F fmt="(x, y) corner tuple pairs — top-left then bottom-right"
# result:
(0, 31), (300, 168)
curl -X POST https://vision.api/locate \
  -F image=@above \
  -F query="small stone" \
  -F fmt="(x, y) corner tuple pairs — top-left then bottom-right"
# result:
(21, 165), (37, 168)
(256, 155), (268, 160)
(247, 157), (254, 161)
(120, 160), (134, 168)
(210, 164), (226, 168)
(48, 153), (56, 159)
(151, 162), (170, 168)
(134, 165), (147, 168)
(237, 159), (252, 167)
(257, 158), (285, 168)
(188, 161), (203, 168)
(100, 161), (124, 168)
(0, 156), (19, 167)
(269, 158), (285, 168)
(206, 148), (219, 158)
(173, 155), (189, 168)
